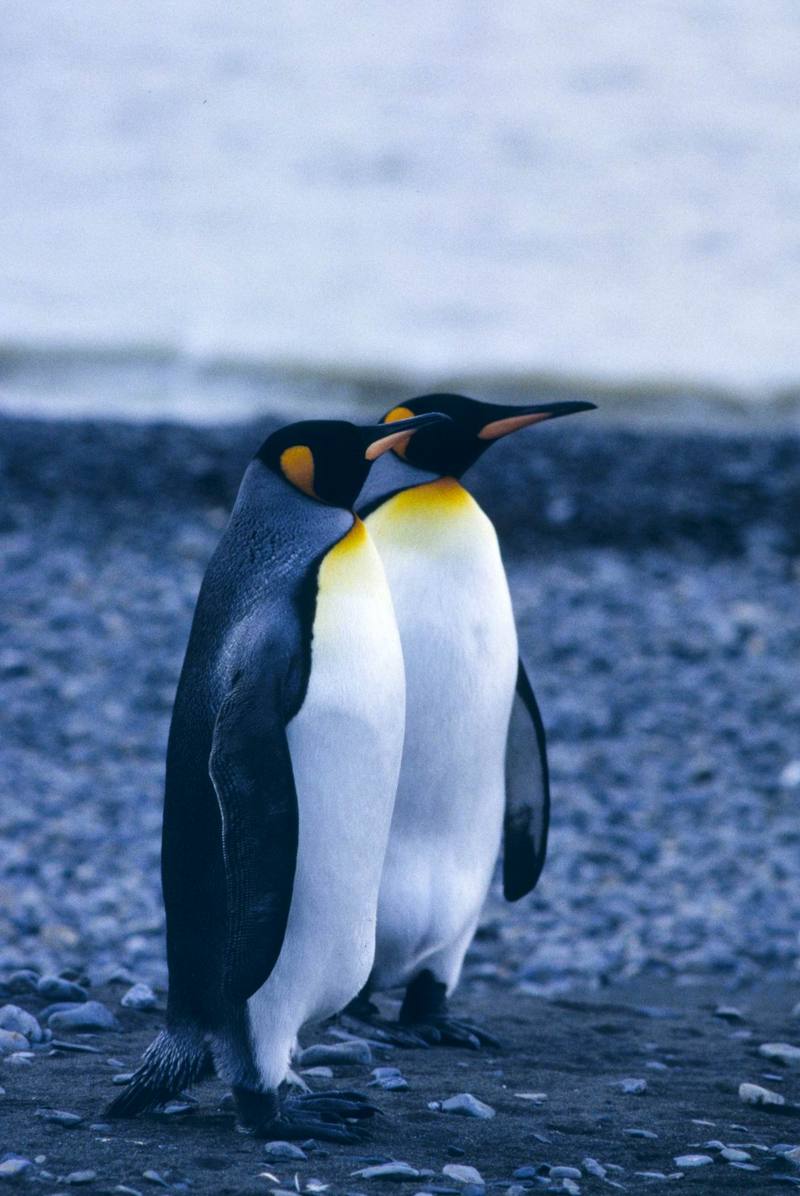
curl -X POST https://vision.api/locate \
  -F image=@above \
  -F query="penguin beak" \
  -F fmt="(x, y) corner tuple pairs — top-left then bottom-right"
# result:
(478, 400), (596, 441)
(362, 412), (450, 461)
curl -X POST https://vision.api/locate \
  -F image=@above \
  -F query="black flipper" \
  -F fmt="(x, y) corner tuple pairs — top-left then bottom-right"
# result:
(502, 656), (550, 901)
(209, 680), (299, 1003)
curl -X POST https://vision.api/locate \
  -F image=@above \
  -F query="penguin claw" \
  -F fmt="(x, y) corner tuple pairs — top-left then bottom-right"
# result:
(421, 1016), (501, 1050)
(290, 1092), (380, 1120)
(243, 1109), (368, 1143)
(339, 1014), (431, 1049)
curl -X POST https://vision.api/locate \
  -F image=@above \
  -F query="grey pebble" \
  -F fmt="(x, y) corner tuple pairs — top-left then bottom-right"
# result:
(550, 1166), (582, 1180)
(90, 1123), (112, 1132)
(0, 1003), (43, 1042)
(142, 1172), (170, 1188)
(121, 983), (158, 1010)
(114, 1187), (144, 1196)
(633, 1173), (667, 1181)
(760, 1043), (800, 1066)
(623, 1127), (658, 1139)
(66, 1170), (97, 1184)
(370, 1066), (409, 1092)
(0, 1157), (32, 1178)
(673, 1154), (713, 1168)
(0, 1028), (28, 1054)
(264, 1141), (308, 1160)
(581, 1158), (606, 1178)
(720, 1147), (751, 1161)
(299, 1040), (372, 1067)
(739, 1082), (785, 1107)
(439, 1093), (495, 1119)
(613, 1077), (647, 1094)
(6, 970), (39, 993)
(37, 975), (88, 1003)
(49, 1001), (119, 1031)
(442, 1164), (484, 1186)
(35, 1108), (83, 1126)
(714, 1005), (745, 1023)
(352, 1162), (421, 1180)
(112, 1072), (134, 1084)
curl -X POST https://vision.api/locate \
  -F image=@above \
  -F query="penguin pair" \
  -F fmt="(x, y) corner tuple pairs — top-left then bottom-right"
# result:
(109, 395), (593, 1139)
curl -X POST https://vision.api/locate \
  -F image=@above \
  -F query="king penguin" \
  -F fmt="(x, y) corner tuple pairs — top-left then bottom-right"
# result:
(346, 393), (595, 1048)
(107, 411), (447, 1138)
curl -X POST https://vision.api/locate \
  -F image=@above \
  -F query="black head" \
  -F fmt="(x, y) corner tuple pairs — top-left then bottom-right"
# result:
(255, 413), (450, 509)
(379, 393), (596, 478)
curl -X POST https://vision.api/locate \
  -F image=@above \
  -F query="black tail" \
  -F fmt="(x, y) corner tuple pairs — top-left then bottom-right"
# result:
(107, 1025), (213, 1118)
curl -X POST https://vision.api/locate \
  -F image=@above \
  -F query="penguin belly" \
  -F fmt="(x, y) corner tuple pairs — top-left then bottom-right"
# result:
(247, 519), (405, 1086)
(365, 479), (518, 993)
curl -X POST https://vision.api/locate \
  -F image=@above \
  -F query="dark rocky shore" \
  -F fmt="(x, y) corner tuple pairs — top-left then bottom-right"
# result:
(2, 412), (800, 1191)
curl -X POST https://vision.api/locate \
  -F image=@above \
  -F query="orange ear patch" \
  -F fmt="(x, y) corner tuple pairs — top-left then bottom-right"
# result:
(384, 405), (415, 424)
(381, 407), (417, 458)
(280, 445), (316, 498)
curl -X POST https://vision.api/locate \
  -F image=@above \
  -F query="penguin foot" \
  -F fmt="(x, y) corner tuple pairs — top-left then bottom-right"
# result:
(403, 1014), (502, 1051)
(339, 1012), (432, 1049)
(233, 1085), (376, 1143)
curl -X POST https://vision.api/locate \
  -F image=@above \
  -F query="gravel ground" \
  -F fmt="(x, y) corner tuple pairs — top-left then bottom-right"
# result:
(1, 412), (799, 997)
(4, 974), (800, 1194)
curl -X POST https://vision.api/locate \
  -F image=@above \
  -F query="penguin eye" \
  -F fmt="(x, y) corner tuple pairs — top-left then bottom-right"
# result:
(382, 407), (416, 459)
(279, 445), (317, 499)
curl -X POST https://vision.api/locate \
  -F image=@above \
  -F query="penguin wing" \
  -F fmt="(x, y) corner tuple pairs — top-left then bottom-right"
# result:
(502, 656), (551, 902)
(209, 680), (298, 1003)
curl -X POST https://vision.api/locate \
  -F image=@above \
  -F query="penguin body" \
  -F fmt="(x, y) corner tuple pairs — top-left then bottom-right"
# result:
(353, 394), (593, 1045)
(365, 478), (518, 994)
(109, 413), (445, 1137)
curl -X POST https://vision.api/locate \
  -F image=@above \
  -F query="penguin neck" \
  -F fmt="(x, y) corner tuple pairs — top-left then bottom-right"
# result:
(231, 460), (356, 565)
(358, 452), (459, 517)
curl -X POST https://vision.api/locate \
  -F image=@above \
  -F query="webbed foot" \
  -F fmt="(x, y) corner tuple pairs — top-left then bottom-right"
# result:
(234, 1086), (377, 1143)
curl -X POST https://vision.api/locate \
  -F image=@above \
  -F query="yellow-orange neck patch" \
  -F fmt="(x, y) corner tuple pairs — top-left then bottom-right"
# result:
(382, 406), (416, 459)
(280, 444), (316, 499)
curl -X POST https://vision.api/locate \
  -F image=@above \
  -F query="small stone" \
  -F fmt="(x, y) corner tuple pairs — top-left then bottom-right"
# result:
(0, 1004), (43, 1042)
(6, 970), (39, 993)
(739, 1082), (785, 1107)
(623, 1128), (658, 1139)
(512, 1167), (541, 1180)
(442, 1165), (484, 1186)
(729, 1162), (760, 1171)
(582, 1158), (606, 1179)
(673, 1155), (713, 1168)
(370, 1067), (408, 1092)
(714, 1006), (745, 1023)
(90, 1123), (112, 1132)
(0, 1158), (32, 1178)
(66, 1171), (98, 1184)
(721, 1147), (750, 1162)
(352, 1162), (421, 1180)
(759, 1044), (800, 1066)
(115, 1187), (144, 1196)
(782, 1147), (800, 1166)
(613, 1077), (647, 1094)
(4, 1050), (34, 1065)
(645, 1061), (669, 1071)
(301, 1066), (334, 1079)
(142, 1172), (170, 1188)
(264, 1141), (308, 1160)
(112, 1072), (135, 1085)
(49, 1001), (119, 1031)
(37, 975), (88, 1003)
(299, 1040), (372, 1067)
(160, 1100), (195, 1115)
(550, 1167), (582, 1180)
(634, 1173), (667, 1181)
(36, 1108), (83, 1126)
(0, 1028), (28, 1054)
(561, 1181), (580, 1195)
(514, 1091), (547, 1103)
(439, 1093), (495, 1119)
(121, 983), (157, 1011)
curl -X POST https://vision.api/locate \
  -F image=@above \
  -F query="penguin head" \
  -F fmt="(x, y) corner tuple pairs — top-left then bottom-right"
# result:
(379, 393), (596, 478)
(256, 413), (451, 508)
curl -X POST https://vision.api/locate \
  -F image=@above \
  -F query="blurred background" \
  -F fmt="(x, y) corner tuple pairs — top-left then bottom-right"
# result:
(2, 0), (800, 422)
(1, 3), (799, 1000)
